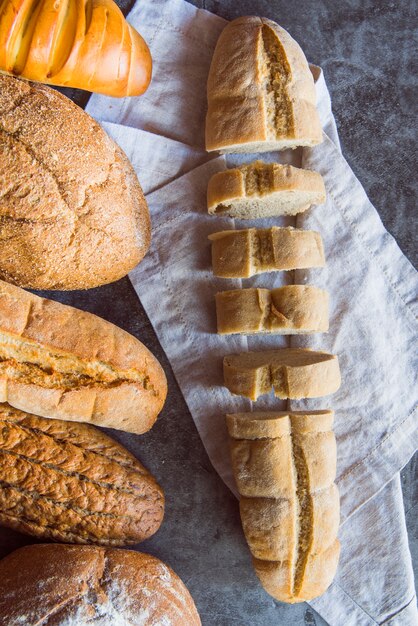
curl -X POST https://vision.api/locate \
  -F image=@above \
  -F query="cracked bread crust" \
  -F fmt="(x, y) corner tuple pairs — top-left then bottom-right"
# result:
(206, 17), (322, 153)
(0, 74), (151, 290)
(0, 544), (202, 625)
(0, 280), (167, 434)
(0, 404), (164, 546)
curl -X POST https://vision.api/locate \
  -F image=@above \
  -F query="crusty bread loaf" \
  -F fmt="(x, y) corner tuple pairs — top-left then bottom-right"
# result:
(0, 74), (150, 290)
(207, 162), (326, 219)
(0, 544), (202, 625)
(206, 17), (322, 153)
(0, 280), (167, 433)
(226, 411), (340, 603)
(209, 227), (325, 278)
(0, 403), (164, 545)
(223, 348), (341, 400)
(216, 286), (329, 335)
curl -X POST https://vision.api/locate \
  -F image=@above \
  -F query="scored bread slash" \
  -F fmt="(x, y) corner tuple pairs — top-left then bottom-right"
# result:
(207, 162), (326, 219)
(209, 227), (325, 278)
(216, 286), (329, 335)
(223, 348), (341, 400)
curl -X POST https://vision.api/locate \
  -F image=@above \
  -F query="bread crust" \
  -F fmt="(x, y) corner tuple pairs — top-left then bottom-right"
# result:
(0, 403), (164, 545)
(227, 411), (340, 603)
(223, 348), (341, 400)
(206, 17), (322, 153)
(0, 74), (151, 290)
(0, 280), (167, 433)
(0, 544), (201, 625)
(216, 286), (329, 335)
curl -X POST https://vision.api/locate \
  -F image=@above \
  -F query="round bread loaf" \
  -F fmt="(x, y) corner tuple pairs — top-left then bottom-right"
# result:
(0, 74), (151, 290)
(0, 544), (202, 625)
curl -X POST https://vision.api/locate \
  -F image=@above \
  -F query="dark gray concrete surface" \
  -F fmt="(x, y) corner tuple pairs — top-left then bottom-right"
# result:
(0, 2), (416, 625)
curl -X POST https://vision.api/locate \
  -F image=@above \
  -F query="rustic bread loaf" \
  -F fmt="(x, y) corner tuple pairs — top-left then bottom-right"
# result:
(0, 74), (150, 290)
(0, 403), (164, 546)
(209, 227), (325, 278)
(207, 162), (326, 218)
(226, 410), (340, 603)
(0, 280), (167, 433)
(206, 17), (322, 153)
(0, 544), (202, 625)
(223, 348), (341, 400)
(216, 286), (329, 335)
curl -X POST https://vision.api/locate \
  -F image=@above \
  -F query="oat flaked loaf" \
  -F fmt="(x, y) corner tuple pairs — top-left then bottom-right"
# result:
(207, 162), (326, 219)
(206, 17), (322, 153)
(216, 286), (329, 335)
(226, 411), (340, 603)
(0, 74), (151, 290)
(0, 404), (164, 546)
(209, 226), (325, 278)
(0, 544), (202, 625)
(223, 348), (341, 400)
(0, 280), (167, 433)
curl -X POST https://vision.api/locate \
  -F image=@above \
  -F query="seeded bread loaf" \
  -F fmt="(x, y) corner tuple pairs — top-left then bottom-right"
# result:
(0, 74), (150, 290)
(216, 286), (329, 335)
(0, 544), (202, 625)
(207, 162), (326, 219)
(0, 280), (167, 433)
(226, 410), (340, 603)
(206, 17), (322, 153)
(209, 227), (325, 278)
(223, 348), (341, 400)
(0, 404), (164, 545)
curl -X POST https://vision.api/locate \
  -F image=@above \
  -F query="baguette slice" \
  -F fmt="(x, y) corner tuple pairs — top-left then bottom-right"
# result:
(209, 227), (325, 278)
(0, 280), (167, 434)
(216, 286), (328, 336)
(206, 17), (322, 153)
(207, 162), (326, 219)
(226, 411), (340, 603)
(223, 348), (340, 400)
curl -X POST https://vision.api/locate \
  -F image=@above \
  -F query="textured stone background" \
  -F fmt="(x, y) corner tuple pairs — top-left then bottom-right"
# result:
(0, 2), (416, 625)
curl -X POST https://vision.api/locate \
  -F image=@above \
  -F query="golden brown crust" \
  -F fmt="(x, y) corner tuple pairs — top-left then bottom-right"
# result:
(209, 227), (325, 278)
(0, 544), (202, 625)
(0, 74), (151, 290)
(0, 280), (167, 434)
(227, 411), (340, 603)
(223, 348), (341, 400)
(216, 286), (329, 335)
(206, 17), (322, 153)
(0, 403), (164, 545)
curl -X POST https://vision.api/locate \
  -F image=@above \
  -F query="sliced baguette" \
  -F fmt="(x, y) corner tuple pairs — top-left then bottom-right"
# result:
(206, 17), (322, 153)
(226, 410), (340, 603)
(223, 348), (340, 400)
(209, 227), (325, 278)
(216, 286), (329, 335)
(207, 162), (326, 219)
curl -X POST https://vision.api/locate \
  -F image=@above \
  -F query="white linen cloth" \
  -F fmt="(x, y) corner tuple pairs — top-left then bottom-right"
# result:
(87, 0), (418, 623)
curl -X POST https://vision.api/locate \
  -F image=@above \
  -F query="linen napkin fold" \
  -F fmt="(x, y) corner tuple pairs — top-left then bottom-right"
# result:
(87, 0), (418, 623)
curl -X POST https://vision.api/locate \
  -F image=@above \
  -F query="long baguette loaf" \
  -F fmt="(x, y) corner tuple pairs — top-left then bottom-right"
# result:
(209, 227), (325, 278)
(223, 348), (341, 400)
(226, 411), (340, 603)
(0, 544), (202, 625)
(0, 404), (164, 545)
(0, 0), (152, 97)
(0, 280), (167, 433)
(206, 17), (322, 153)
(216, 286), (329, 335)
(0, 74), (150, 290)
(207, 162), (326, 219)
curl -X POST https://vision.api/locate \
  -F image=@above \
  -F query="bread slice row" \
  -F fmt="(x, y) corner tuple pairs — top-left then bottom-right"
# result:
(209, 227), (325, 278)
(208, 162), (326, 219)
(216, 286), (329, 335)
(226, 411), (340, 603)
